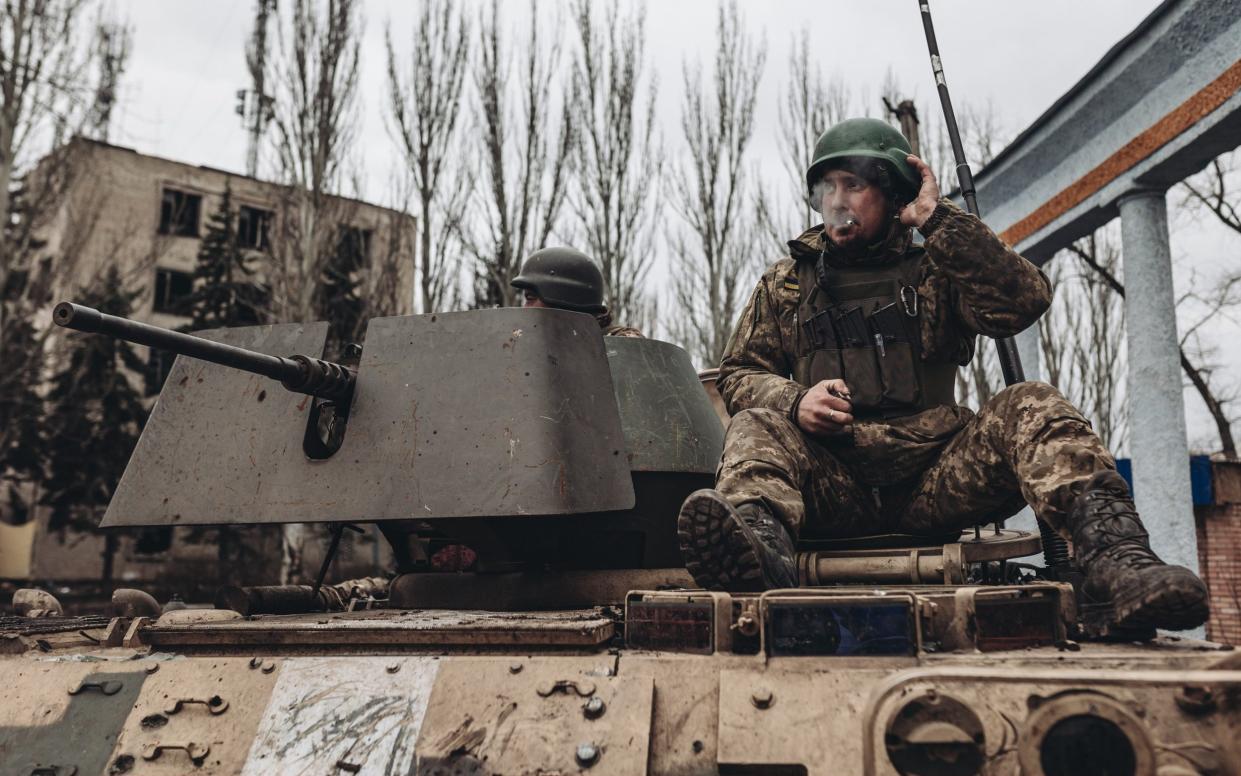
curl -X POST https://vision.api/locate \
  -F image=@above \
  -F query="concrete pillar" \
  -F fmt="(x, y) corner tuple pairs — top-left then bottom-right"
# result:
(1015, 325), (1042, 382)
(1118, 188), (1197, 574)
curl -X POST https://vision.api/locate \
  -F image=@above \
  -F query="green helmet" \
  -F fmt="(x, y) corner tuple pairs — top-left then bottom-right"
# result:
(805, 118), (919, 207)
(511, 247), (606, 313)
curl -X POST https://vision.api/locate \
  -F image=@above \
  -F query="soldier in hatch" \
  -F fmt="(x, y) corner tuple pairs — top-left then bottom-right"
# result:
(678, 118), (1208, 634)
(511, 247), (643, 338)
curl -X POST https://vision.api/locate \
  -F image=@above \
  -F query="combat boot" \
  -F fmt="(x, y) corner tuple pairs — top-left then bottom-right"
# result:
(1068, 470), (1208, 636)
(677, 489), (798, 591)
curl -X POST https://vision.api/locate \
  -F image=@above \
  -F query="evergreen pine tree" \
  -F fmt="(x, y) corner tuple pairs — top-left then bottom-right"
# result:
(180, 181), (263, 331)
(1, 178), (52, 522)
(146, 181), (264, 395)
(0, 319), (45, 523)
(41, 266), (149, 581)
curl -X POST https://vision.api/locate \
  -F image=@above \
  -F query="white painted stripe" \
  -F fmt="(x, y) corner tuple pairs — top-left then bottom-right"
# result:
(242, 657), (440, 776)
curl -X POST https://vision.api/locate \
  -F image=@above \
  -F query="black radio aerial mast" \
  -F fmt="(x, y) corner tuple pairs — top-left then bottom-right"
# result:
(916, 0), (1026, 386)
(915, 1), (1077, 569)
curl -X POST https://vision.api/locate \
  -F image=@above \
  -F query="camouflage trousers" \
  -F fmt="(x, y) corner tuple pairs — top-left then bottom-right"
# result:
(716, 382), (1116, 540)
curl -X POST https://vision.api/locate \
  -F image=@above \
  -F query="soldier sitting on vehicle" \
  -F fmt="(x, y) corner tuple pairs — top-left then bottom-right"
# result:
(511, 247), (644, 338)
(676, 117), (1208, 635)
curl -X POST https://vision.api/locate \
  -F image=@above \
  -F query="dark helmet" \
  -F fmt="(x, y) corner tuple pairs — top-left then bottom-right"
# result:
(805, 118), (920, 209)
(511, 247), (606, 313)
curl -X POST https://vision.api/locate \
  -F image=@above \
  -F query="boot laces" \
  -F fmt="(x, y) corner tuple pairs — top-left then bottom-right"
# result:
(738, 506), (789, 549)
(741, 511), (779, 543)
(1087, 491), (1160, 569)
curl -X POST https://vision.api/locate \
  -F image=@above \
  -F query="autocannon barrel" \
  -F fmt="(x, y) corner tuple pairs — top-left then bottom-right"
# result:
(52, 301), (356, 402)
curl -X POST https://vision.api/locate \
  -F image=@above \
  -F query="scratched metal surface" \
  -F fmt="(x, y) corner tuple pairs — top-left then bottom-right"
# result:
(413, 659), (654, 775)
(604, 337), (725, 473)
(103, 322), (329, 528)
(104, 308), (636, 526)
(242, 657), (440, 776)
(339, 308), (634, 519)
(143, 608), (617, 648)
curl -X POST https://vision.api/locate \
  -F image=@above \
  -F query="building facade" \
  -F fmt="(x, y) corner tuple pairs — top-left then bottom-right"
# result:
(3, 138), (412, 591)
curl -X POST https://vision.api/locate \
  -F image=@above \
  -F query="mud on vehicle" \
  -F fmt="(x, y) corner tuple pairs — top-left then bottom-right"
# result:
(2, 305), (1238, 776)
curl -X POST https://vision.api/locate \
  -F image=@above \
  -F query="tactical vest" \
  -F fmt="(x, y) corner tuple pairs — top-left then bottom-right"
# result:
(793, 250), (957, 418)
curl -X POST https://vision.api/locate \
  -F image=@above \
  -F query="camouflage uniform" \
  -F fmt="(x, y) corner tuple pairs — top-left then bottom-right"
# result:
(601, 322), (644, 338)
(717, 200), (1115, 541)
(595, 310), (643, 338)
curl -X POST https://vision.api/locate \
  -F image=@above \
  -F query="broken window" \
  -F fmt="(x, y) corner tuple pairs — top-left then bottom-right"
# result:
(337, 226), (372, 265)
(237, 205), (272, 250)
(158, 188), (202, 237)
(152, 268), (193, 314)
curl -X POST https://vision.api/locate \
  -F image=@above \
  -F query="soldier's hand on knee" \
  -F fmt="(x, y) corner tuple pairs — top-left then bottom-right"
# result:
(898, 154), (940, 229)
(796, 379), (854, 437)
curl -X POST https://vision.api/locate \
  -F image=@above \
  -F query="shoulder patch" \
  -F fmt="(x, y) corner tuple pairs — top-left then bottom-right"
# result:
(783, 275), (799, 292)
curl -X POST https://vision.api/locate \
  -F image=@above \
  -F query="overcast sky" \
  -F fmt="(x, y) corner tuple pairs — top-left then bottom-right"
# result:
(109, 0), (1240, 452)
(115, 0), (1169, 197)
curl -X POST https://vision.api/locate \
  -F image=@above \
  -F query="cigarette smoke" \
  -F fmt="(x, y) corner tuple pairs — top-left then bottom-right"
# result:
(823, 210), (858, 230)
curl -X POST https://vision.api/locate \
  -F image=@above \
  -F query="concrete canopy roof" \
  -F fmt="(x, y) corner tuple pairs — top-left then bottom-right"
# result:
(958, 0), (1241, 263)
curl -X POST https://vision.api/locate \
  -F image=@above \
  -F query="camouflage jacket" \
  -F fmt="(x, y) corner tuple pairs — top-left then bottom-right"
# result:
(718, 200), (1052, 483)
(602, 324), (645, 338)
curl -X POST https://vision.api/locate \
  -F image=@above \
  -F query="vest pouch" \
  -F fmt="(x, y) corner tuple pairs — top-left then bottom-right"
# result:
(877, 341), (920, 405)
(840, 346), (884, 408)
(802, 348), (845, 385)
(868, 302), (921, 406)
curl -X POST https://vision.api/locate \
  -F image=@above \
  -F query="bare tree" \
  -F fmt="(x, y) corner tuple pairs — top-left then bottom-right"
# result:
(87, 9), (130, 142)
(0, 2), (101, 522)
(265, 0), (362, 327)
(1177, 150), (1241, 456)
(343, 203), (414, 343)
(261, 0), (363, 582)
(669, 1), (766, 366)
(385, 0), (469, 314)
(1181, 154), (1241, 236)
(2, 138), (144, 522)
(1036, 233), (1130, 451)
(1059, 228), (1236, 458)
(565, 0), (659, 331)
(0, 0), (95, 342)
(882, 76), (1002, 205)
(463, 0), (573, 310)
(753, 31), (853, 253)
(1067, 235), (1127, 450)
(242, 0), (276, 177)
(955, 343), (1001, 411)
(1038, 255), (1071, 396)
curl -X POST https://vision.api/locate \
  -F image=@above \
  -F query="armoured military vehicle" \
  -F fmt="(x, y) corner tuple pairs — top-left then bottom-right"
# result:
(2, 303), (1238, 776)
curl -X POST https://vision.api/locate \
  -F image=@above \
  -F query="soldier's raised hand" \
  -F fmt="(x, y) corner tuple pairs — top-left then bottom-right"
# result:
(796, 379), (854, 437)
(898, 154), (940, 229)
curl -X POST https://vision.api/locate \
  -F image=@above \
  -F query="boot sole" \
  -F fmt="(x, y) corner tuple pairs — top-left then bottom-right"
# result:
(1110, 565), (1209, 632)
(677, 490), (769, 592)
